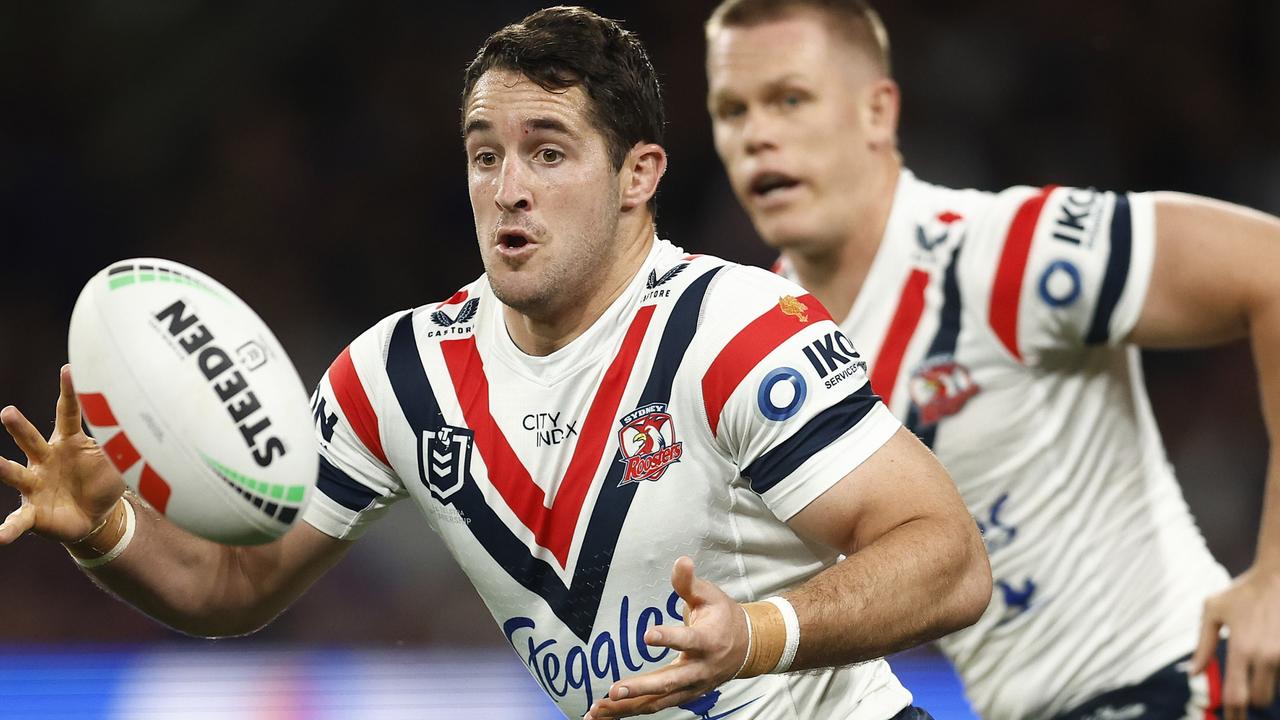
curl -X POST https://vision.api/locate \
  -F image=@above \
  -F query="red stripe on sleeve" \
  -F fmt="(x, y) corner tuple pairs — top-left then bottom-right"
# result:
(441, 306), (656, 567)
(869, 269), (930, 407)
(328, 346), (389, 466)
(1204, 656), (1222, 720)
(702, 294), (830, 437)
(989, 185), (1058, 361)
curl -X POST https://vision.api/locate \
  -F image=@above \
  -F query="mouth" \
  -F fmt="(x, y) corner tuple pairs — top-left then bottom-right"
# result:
(748, 171), (802, 199)
(496, 228), (536, 254)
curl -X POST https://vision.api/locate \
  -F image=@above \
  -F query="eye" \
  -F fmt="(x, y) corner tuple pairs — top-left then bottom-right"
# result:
(716, 102), (747, 121)
(536, 148), (563, 164)
(780, 93), (804, 109)
(474, 151), (498, 168)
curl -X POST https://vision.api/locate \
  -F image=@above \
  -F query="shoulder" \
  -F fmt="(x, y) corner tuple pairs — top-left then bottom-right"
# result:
(327, 276), (487, 386)
(702, 261), (833, 326)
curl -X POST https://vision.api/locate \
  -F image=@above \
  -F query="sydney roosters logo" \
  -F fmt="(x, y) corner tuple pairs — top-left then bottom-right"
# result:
(617, 403), (683, 486)
(909, 355), (980, 426)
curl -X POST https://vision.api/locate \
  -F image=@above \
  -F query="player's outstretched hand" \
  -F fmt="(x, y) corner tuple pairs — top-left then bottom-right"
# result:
(584, 556), (749, 720)
(1191, 567), (1280, 720)
(0, 365), (126, 546)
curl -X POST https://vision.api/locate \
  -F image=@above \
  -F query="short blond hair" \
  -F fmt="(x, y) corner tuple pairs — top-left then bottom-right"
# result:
(706, 0), (891, 76)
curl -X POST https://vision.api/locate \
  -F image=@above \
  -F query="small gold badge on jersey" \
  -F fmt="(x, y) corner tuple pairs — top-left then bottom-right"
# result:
(778, 295), (809, 323)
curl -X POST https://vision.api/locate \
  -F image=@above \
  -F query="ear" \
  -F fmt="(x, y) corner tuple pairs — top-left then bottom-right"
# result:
(862, 78), (901, 151)
(618, 142), (668, 211)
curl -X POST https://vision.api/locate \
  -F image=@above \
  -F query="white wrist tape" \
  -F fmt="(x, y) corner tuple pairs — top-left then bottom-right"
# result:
(733, 605), (754, 679)
(763, 596), (800, 673)
(73, 498), (136, 569)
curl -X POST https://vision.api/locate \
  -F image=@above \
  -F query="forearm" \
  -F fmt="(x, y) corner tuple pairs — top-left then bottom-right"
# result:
(778, 512), (989, 669)
(74, 494), (343, 637)
(1251, 305), (1280, 573)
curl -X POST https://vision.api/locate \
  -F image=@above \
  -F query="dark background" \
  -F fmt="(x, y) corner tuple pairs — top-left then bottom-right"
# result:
(1, 1), (1276, 647)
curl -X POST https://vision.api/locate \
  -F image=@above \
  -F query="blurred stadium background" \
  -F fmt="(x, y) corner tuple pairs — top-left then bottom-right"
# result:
(1, 1), (1277, 717)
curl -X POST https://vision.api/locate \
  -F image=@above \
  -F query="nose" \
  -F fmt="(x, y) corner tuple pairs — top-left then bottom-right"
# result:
(742, 109), (777, 156)
(495, 157), (532, 212)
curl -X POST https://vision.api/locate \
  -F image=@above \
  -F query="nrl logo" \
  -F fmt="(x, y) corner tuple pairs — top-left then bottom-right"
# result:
(417, 424), (474, 502)
(646, 263), (687, 289)
(430, 298), (479, 328)
(778, 295), (809, 323)
(617, 403), (683, 486)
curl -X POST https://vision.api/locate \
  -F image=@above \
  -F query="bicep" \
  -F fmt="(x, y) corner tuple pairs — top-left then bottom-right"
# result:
(785, 427), (966, 555)
(1129, 192), (1280, 348)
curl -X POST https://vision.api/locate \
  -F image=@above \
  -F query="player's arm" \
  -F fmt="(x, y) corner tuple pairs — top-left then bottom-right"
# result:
(1126, 193), (1280, 716)
(0, 366), (350, 638)
(775, 425), (991, 663)
(586, 427), (988, 719)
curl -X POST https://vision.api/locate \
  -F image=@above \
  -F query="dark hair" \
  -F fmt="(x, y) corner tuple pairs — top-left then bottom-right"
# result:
(706, 0), (891, 76)
(462, 6), (665, 178)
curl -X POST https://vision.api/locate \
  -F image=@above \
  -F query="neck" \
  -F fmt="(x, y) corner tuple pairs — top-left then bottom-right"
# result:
(504, 215), (655, 356)
(786, 157), (901, 324)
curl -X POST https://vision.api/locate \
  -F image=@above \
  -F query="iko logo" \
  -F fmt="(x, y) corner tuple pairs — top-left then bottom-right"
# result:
(1051, 187), (1100, 246)
(1038, 259), (1082, 307)
(617, 404), (683, 485)
(504, 592), (683, 714)
(417, 424), (474, 501)
(430, 298), (479, 328)
(801, 331), (866, 390)
(757, 367), (807, 421)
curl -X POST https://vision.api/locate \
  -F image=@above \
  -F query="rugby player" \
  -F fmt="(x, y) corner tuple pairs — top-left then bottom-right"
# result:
(704, 1), (1280, 718)
(0, 7), (990, 719)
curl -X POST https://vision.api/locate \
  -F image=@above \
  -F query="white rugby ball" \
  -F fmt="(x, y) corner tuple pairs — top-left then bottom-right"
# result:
(67, 258), (316, 545)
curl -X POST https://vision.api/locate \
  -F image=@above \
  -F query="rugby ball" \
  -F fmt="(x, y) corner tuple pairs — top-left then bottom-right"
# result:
(67, 259), (316, 545)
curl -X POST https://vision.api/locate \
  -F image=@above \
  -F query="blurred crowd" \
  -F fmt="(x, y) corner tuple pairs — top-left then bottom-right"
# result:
(1, 1), (1277, 647)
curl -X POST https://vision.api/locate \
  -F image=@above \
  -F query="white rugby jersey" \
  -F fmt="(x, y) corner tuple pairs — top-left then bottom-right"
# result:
(303, 239), (914, 719)
(780, 169), (1231, 718)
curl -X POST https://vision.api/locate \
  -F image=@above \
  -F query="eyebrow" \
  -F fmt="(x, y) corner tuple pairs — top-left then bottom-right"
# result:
(462, 116), (575, 138)
(709, 72), (810, 102)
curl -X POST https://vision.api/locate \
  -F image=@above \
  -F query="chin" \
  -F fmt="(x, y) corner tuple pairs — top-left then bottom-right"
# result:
(752, 214), (827, 254)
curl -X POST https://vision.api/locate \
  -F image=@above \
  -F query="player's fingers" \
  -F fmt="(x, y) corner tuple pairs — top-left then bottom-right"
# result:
(671, 555), (722, 611)
(1222, 641), (1251, 720)
(643, 623), (700, 653)
(671, 555), (699, 606)
(1190, 611), (1221, 675)
(0, 456), (37, 494)
(607, 662), (702, 704)
(0, 503), (36, 544)
(1248, 660), (1277, 708)
(0, 407), (50, 463)
(54, 365), (83, 440)
(586, 685), (706, 719)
